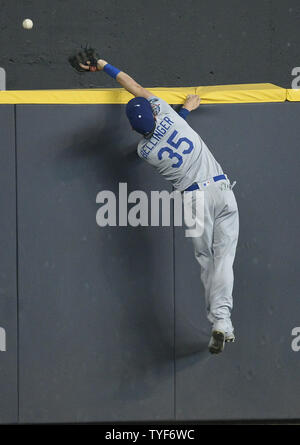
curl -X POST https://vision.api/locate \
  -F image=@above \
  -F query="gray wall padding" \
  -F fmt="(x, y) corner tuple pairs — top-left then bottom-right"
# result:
(1, 102), (299, 422)
(175, 102), (300, 421)
(0, 106), (18, 423)
(16, 105), (174, 423)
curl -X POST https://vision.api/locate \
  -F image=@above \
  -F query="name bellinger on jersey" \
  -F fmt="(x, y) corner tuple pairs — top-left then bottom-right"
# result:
(137, 96), (223, 191)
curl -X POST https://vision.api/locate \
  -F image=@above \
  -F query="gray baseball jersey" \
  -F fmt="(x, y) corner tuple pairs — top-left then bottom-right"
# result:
(137, 96), (223, 191)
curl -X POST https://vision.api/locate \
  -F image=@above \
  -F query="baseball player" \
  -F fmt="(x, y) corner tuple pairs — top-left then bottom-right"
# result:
(76, 51), (239, 354)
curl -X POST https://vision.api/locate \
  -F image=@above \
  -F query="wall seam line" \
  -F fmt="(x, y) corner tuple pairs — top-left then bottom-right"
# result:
(14, 104), (20, 424)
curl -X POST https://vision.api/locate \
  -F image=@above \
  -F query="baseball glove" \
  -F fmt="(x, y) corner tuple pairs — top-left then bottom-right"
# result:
(68, 45), (100, 72)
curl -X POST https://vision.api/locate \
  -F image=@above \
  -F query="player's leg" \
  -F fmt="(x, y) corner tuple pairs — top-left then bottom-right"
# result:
(209, 187), (239, 352)
(189, 187), (229, 355)
(188, 190), (215, 321)
(186, 185), (238, 354)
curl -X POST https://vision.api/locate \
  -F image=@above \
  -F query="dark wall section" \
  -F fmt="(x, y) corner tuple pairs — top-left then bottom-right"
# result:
(0, 102), (300, 422)
(175, 103), (300, 420)
(0, 0), (299, 90)
(16, 105), (174, 423)
(0, 106), (18, 423)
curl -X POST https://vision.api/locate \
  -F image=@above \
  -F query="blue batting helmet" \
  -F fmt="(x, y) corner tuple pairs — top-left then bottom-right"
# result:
(126, 97), (155, 136)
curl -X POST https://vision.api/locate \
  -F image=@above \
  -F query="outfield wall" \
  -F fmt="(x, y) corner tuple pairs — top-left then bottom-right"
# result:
(0, 87), (300, 423)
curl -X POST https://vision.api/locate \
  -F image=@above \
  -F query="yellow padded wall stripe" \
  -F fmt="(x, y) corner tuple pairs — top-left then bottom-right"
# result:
(0, 83), (287, 104)
(286, 89), (300, 101)
(196, 83), (286, 104)
(0, 87), (197, 104)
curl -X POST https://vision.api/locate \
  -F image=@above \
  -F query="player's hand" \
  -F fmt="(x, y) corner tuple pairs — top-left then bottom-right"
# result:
(79, 59), (108, 71)
(183, 95), (201, 111)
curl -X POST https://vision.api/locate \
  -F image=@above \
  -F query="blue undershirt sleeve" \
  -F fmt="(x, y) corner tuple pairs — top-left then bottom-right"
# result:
(177, 107), (190, 120)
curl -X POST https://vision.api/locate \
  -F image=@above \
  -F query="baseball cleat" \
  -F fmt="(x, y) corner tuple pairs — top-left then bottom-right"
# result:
(208, 330), (225, 354)
(225, 332), (235, 343)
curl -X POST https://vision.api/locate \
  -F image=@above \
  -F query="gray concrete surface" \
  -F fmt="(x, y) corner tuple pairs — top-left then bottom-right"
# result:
(0, 0), (299, 90)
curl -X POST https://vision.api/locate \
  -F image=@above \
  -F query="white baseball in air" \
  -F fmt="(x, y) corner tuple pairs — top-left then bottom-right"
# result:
(22, 19), (33, 30)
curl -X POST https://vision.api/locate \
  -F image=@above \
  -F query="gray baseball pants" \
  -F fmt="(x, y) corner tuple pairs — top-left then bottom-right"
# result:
(185, 177), (239, 334)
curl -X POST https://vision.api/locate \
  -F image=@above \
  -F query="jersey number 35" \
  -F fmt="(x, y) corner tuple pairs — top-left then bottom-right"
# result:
(157, 130), (194, 168)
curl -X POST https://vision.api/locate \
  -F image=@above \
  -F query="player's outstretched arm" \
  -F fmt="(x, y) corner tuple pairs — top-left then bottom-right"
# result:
(116, 71), (153, 99)
(80, 58), (153, 99)
(76, 52), (201, 106)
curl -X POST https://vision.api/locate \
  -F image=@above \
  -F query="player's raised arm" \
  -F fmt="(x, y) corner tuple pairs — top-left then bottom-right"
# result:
(98, 59), (153, 98)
